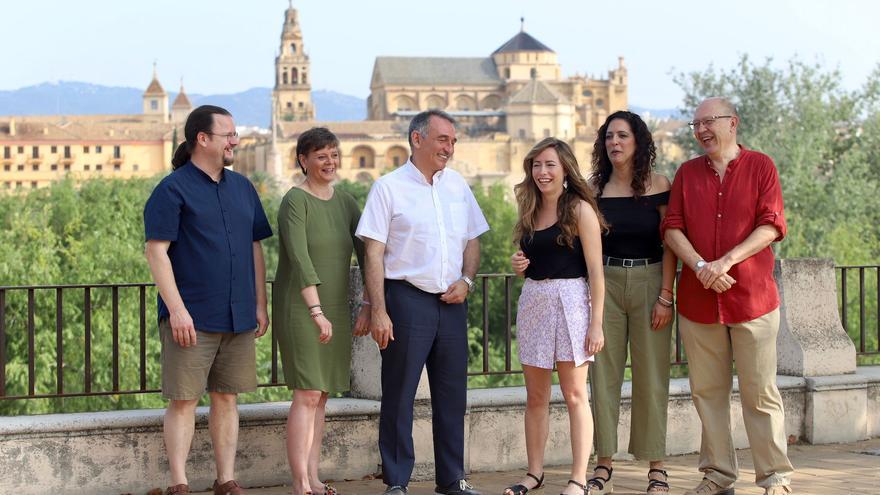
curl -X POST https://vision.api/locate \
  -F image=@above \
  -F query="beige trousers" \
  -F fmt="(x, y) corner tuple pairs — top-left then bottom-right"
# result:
(678, 308), (793, 488)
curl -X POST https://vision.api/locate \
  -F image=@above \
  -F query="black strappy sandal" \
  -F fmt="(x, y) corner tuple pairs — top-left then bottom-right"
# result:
(587, 465), (612, 494)
(561, 479), (591, 495)
(503, 472), (544, 495)
(646, 468), (669, 494)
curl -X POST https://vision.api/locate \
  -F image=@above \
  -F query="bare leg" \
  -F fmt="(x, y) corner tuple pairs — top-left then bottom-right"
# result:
(308, 393), (330, 493)
(164, 399), (199, 486)
(558, 362), (593, 495)
(208, 392), (240, 484)
(504, 365), (552, 494)
(288, 389), (322, 495)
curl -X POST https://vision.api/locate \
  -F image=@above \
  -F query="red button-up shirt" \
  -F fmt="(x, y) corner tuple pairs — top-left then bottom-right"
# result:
(660, 146), (786, 324)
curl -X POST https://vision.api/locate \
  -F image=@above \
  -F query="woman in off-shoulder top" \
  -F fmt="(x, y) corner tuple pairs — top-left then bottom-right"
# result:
(586, 111), (676, 495)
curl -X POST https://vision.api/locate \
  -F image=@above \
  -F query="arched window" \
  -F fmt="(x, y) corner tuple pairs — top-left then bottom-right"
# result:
(504, 67), (511, 79)
(385, 145), (408, 168)
(302, 71), (308, 84)
(290, 43), (297, 54)
(480, 94), (502, 110)
(351, 145), (376, 169)
(283, 71), (288, 85)
(291, 68), (299, 84)
(425, 95), (447, 110)
(454, 95), (476, 111)
(394, 95), (417, 112)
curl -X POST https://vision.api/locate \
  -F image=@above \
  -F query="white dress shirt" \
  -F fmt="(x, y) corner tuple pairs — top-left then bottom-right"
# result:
(356, 160), (490, 293)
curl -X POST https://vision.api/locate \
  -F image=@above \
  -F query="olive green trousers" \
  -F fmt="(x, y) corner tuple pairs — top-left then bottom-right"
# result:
(589, 263), (671, 460)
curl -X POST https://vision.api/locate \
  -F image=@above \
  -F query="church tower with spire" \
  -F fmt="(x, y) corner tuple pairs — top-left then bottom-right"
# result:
(143, 62), (169, 123)
(272, 1), (315, 123)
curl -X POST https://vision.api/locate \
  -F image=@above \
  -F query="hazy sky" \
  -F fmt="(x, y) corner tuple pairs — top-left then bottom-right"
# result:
(3, 0), (878, 109)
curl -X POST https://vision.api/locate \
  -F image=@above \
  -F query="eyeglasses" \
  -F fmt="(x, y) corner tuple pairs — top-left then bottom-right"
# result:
(204, 131), (240, 141)
(688, 115), (733, 131)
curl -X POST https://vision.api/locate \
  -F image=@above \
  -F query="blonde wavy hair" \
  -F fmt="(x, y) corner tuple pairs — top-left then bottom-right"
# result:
(513, 137), (606, 248)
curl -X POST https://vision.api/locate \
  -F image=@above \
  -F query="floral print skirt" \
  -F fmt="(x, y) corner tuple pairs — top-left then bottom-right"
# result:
(517, 277), (593, 369)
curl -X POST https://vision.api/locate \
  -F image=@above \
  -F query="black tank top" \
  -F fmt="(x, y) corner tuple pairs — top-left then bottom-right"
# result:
(520, 224), (587, 280)
(598, 191), (669, 259)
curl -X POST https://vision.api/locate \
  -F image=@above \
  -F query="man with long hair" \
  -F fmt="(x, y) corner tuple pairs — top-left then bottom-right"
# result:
(144, 105), (272, 495)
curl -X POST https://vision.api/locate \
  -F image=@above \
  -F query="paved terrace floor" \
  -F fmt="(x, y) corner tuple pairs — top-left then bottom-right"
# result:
(187, 438), (880, 495)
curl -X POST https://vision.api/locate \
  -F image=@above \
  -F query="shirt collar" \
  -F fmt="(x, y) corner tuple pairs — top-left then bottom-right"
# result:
(703, 144), (747, 171)
(184, 160), (226, 183)
(403, 158), (445, 185)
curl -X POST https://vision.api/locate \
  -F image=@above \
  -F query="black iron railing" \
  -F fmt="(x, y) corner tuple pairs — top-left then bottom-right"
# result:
(836, 265), (880, 357)
(1, 266), (877, 401)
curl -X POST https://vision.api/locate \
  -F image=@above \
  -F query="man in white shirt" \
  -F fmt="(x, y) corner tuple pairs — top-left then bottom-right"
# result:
(356, 110), (489, 495)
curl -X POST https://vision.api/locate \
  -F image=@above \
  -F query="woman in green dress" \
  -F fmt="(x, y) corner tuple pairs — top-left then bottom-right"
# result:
(273, 127), (369, 495)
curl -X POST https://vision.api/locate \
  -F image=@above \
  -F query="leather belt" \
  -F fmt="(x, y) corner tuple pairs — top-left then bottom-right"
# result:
(602, 255), (662, 267)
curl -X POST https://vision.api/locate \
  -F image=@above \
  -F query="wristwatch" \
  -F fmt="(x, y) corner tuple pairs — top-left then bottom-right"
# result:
(694, 259), (707, 272)
(460, 275), (476, 293)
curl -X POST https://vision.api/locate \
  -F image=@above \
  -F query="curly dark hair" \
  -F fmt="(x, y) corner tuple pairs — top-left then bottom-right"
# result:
(590, 111), (657, 198)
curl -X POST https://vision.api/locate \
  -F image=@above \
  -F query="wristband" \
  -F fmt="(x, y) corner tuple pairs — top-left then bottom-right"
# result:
(310, 311), (324, 319)
(657, 296), (673, 307)
(307, 304), (322, 310)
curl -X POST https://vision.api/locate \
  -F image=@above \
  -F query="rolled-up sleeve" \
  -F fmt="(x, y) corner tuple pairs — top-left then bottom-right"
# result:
(755, 157), (786, 242)
(659, 167), (686, 240)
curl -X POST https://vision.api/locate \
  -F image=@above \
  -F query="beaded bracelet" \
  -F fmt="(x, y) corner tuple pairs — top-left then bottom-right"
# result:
(310, 311), (324, 319)
(657, 296), (674, 307)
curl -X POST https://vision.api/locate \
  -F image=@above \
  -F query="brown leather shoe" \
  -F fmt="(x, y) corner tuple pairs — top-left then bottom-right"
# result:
(165, 484), (190, 495)
(214, 479), (245, 495)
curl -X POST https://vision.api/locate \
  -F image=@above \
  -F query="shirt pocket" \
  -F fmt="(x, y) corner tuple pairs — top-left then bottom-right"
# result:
(447, 201), (468, 234)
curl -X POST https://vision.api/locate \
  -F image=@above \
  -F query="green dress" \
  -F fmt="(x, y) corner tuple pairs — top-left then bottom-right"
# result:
(273, 187), (364, 393)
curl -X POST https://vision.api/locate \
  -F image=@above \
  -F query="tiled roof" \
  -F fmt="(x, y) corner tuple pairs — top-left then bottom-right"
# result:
(373, 57), (502, 86)
(172, 91), (191, 108)
(493, 31), (554, 54)
(508, 79), (566, 105)
(144, 77), (166, 95)
(0, 116), (175, 142)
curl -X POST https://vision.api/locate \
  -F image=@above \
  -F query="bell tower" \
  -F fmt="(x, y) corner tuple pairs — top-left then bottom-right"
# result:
(272, 1), (315, 122)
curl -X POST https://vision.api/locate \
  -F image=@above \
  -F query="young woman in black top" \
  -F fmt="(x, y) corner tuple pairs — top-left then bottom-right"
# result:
(506, 138), (606, 495)
(586, 111), (676, 495)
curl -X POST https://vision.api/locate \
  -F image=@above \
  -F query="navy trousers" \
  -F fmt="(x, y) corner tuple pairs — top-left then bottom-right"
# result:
(379, 279), (468, 488)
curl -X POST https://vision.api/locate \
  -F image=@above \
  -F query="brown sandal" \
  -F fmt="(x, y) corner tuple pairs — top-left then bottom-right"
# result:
(165, 485), (190, 495)
(213, 479), (245, 495)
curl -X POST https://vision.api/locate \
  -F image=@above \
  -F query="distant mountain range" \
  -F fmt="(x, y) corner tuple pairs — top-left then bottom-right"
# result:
(0, 81), (678, 126)
(0, 82), (366, 127)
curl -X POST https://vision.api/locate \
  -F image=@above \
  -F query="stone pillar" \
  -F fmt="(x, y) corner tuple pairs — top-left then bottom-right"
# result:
(774, 258), (857, 376)
(774, 258), (868, 444)
(348, 268), (431, 400)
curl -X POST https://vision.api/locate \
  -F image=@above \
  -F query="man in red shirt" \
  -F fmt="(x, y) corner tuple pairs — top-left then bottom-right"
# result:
(661, 97), (794, 495)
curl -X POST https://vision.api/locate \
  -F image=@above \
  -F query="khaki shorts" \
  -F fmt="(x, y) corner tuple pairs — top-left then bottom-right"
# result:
(159, 319), (257, 400)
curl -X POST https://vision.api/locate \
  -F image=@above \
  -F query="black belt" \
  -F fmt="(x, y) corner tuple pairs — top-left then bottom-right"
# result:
(603, 255), (662, 267)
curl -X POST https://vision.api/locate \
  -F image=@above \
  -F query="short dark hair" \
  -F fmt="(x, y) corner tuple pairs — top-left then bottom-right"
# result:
(407, 109), (456, 150)
(295, 127), (339, 175)
(171, 105), (232, 169)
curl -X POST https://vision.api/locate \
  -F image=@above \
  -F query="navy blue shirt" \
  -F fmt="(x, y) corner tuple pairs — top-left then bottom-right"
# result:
(144, 161), (273, 333)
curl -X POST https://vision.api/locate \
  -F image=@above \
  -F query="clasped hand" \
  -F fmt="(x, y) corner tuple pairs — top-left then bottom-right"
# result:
(696, 258), (737, 293)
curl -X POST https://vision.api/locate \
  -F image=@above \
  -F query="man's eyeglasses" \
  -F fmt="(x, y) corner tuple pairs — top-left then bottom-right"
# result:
(204, 131), (240, 141)
(688, 115), (733, 131)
